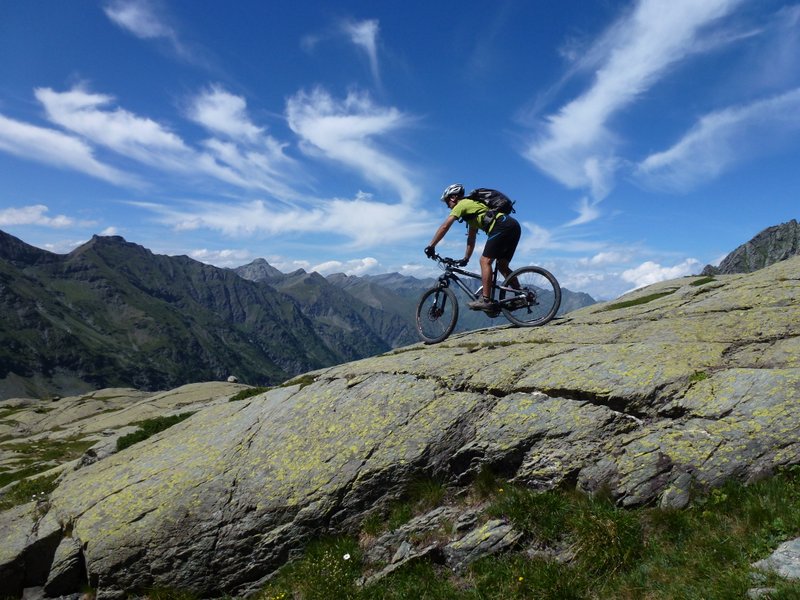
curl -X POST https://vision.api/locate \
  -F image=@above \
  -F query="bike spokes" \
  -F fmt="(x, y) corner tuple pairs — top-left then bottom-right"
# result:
(416, 287), (459, 343)
(499, 266), (561, 326)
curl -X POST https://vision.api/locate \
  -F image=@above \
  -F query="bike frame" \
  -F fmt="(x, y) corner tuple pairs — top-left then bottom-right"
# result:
(432, 260), (516, 308)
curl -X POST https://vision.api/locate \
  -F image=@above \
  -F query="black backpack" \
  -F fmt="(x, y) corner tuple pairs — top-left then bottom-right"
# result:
(466, 188), (516, 215)
(466, 188), (516, 229)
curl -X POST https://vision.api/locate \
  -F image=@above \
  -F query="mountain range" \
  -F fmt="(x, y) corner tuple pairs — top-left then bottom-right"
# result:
(0, 230), (596, 399)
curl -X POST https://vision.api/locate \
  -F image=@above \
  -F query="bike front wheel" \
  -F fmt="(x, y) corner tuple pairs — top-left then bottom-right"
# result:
(499, 266), (561, 327)
(416, 286), (459, 343)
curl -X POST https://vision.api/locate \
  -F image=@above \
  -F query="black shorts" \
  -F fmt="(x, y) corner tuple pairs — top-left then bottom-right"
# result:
(482, 215), (520, 260)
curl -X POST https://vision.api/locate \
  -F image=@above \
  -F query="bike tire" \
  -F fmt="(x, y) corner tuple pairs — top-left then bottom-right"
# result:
(416, 286), (459, 343)
(499, 266), (561, 327)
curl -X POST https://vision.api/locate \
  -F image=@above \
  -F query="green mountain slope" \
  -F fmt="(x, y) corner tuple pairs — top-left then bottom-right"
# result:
(0, 232), (344, 397)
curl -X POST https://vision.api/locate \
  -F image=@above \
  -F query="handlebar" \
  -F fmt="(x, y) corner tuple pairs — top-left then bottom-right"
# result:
(427, 253), (466, 268)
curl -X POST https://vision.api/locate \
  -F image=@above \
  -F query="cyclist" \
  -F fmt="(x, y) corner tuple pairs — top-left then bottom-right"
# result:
(424, 183), (521, 311)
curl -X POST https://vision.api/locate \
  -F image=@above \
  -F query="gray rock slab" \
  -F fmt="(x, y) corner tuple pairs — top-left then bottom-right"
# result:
(444, 519), (522, 571)
(752, 538), (800, 580)
(43, 537), (84, 596)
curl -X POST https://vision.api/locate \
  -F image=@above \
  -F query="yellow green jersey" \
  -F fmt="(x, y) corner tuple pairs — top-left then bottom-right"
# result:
(449, 198), (495, 232)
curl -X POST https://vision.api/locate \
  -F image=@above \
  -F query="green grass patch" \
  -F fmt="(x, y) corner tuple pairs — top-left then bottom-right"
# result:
(2, 436), (94, 463)
(229, 386), (270, 401)
(116, 412), (195, 452)
(254, 468), (800, 599)
(487, 484), (572, 544)
(0, 472), (60, 511)
(0, 406), (28, 420)
(603, 290), (676, 311)
(690, 276), (717, 287)
(469, 554), (586, 600)
(280, 373), (318, 389)
(359, 561), (462, 599)
(0, 464), (52, 488)
(690, 370), (709, 383)
(0, 436), (95, 488)
(256, 537), (362, 600)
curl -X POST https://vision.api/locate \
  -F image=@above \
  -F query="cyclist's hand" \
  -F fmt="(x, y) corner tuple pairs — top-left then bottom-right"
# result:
(456, 258), (468, 267)
(424, 246), (436, 258)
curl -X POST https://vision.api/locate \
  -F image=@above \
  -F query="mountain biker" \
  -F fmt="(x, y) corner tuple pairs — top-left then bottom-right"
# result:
(425, 183), (521, 311)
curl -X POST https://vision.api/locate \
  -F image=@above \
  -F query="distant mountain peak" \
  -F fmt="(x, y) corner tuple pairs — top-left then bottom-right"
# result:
(0, 228), (58, 266)
(234, 258), (285, 282)
(702, 219), (800, 275)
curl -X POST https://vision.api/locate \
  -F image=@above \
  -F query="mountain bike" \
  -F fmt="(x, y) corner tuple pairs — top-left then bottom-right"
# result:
(415, 254), (561, 344)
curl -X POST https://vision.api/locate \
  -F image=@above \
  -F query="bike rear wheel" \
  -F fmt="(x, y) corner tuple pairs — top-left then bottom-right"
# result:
(499, 266), (561, 327)
(416, 286), (459, 343)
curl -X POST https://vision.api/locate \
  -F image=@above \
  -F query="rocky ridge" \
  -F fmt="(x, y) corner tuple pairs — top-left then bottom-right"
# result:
(703, 218), (800, 275)
(0, 256), (798, 597)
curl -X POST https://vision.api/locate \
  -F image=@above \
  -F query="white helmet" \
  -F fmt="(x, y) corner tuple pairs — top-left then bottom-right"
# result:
(441, 183), (465, 202)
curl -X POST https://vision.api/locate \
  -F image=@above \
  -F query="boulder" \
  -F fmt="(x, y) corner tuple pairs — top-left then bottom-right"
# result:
(752, 538), (800, 580)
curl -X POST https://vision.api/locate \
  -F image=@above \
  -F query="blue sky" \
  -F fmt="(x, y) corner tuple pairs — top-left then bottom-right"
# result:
(1, 0), (799, 299)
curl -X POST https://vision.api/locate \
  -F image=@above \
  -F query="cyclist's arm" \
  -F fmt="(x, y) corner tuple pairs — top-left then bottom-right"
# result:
(427, 215), (458, 249)
(463, 226), (477, 262)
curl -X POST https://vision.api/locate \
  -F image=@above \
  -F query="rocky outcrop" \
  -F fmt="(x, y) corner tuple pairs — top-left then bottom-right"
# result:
(1, 257), (798, 598)
(702, 219), (800, 275)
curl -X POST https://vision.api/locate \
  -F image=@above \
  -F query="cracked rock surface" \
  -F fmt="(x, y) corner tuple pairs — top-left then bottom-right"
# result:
(1, 257), (799, 597)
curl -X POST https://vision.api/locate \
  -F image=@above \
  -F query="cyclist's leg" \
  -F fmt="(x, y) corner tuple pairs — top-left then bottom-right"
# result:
(497, 258), (518, 289)
(479, 255), (494, 299)
(485, 217), (521, 289)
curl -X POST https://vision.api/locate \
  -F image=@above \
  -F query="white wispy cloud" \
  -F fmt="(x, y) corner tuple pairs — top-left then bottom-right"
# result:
(0, 113), (132, 185)
(302, 18), (382, 86)
(342, 19), (381, 85)
(578, 250), (634, 266)
(36, 86), (249, 188)
(104, 0), (173, 39)
(187, 85), (300, 200)
(34, 85), (297, 198)
(187, 85), (264, 142)
(636, 87), (800, 191)
(134, 191), (432, 250)
(526, 0), (746, 217)
(103, 0), (188, 58)
(36, 87), (187, 159)
(286, 88), (419, 204)
(0, 204), (78, 228)
(515, 220), (607, 256)
(564, 196), (602, 227)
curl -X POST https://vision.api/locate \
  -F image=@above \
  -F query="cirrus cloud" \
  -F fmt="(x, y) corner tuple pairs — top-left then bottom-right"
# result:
(526, 0), (747, 219)
(636, 87), (800, 191)
(0, 113), (132, 185)
(286, 88), (419, 204)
